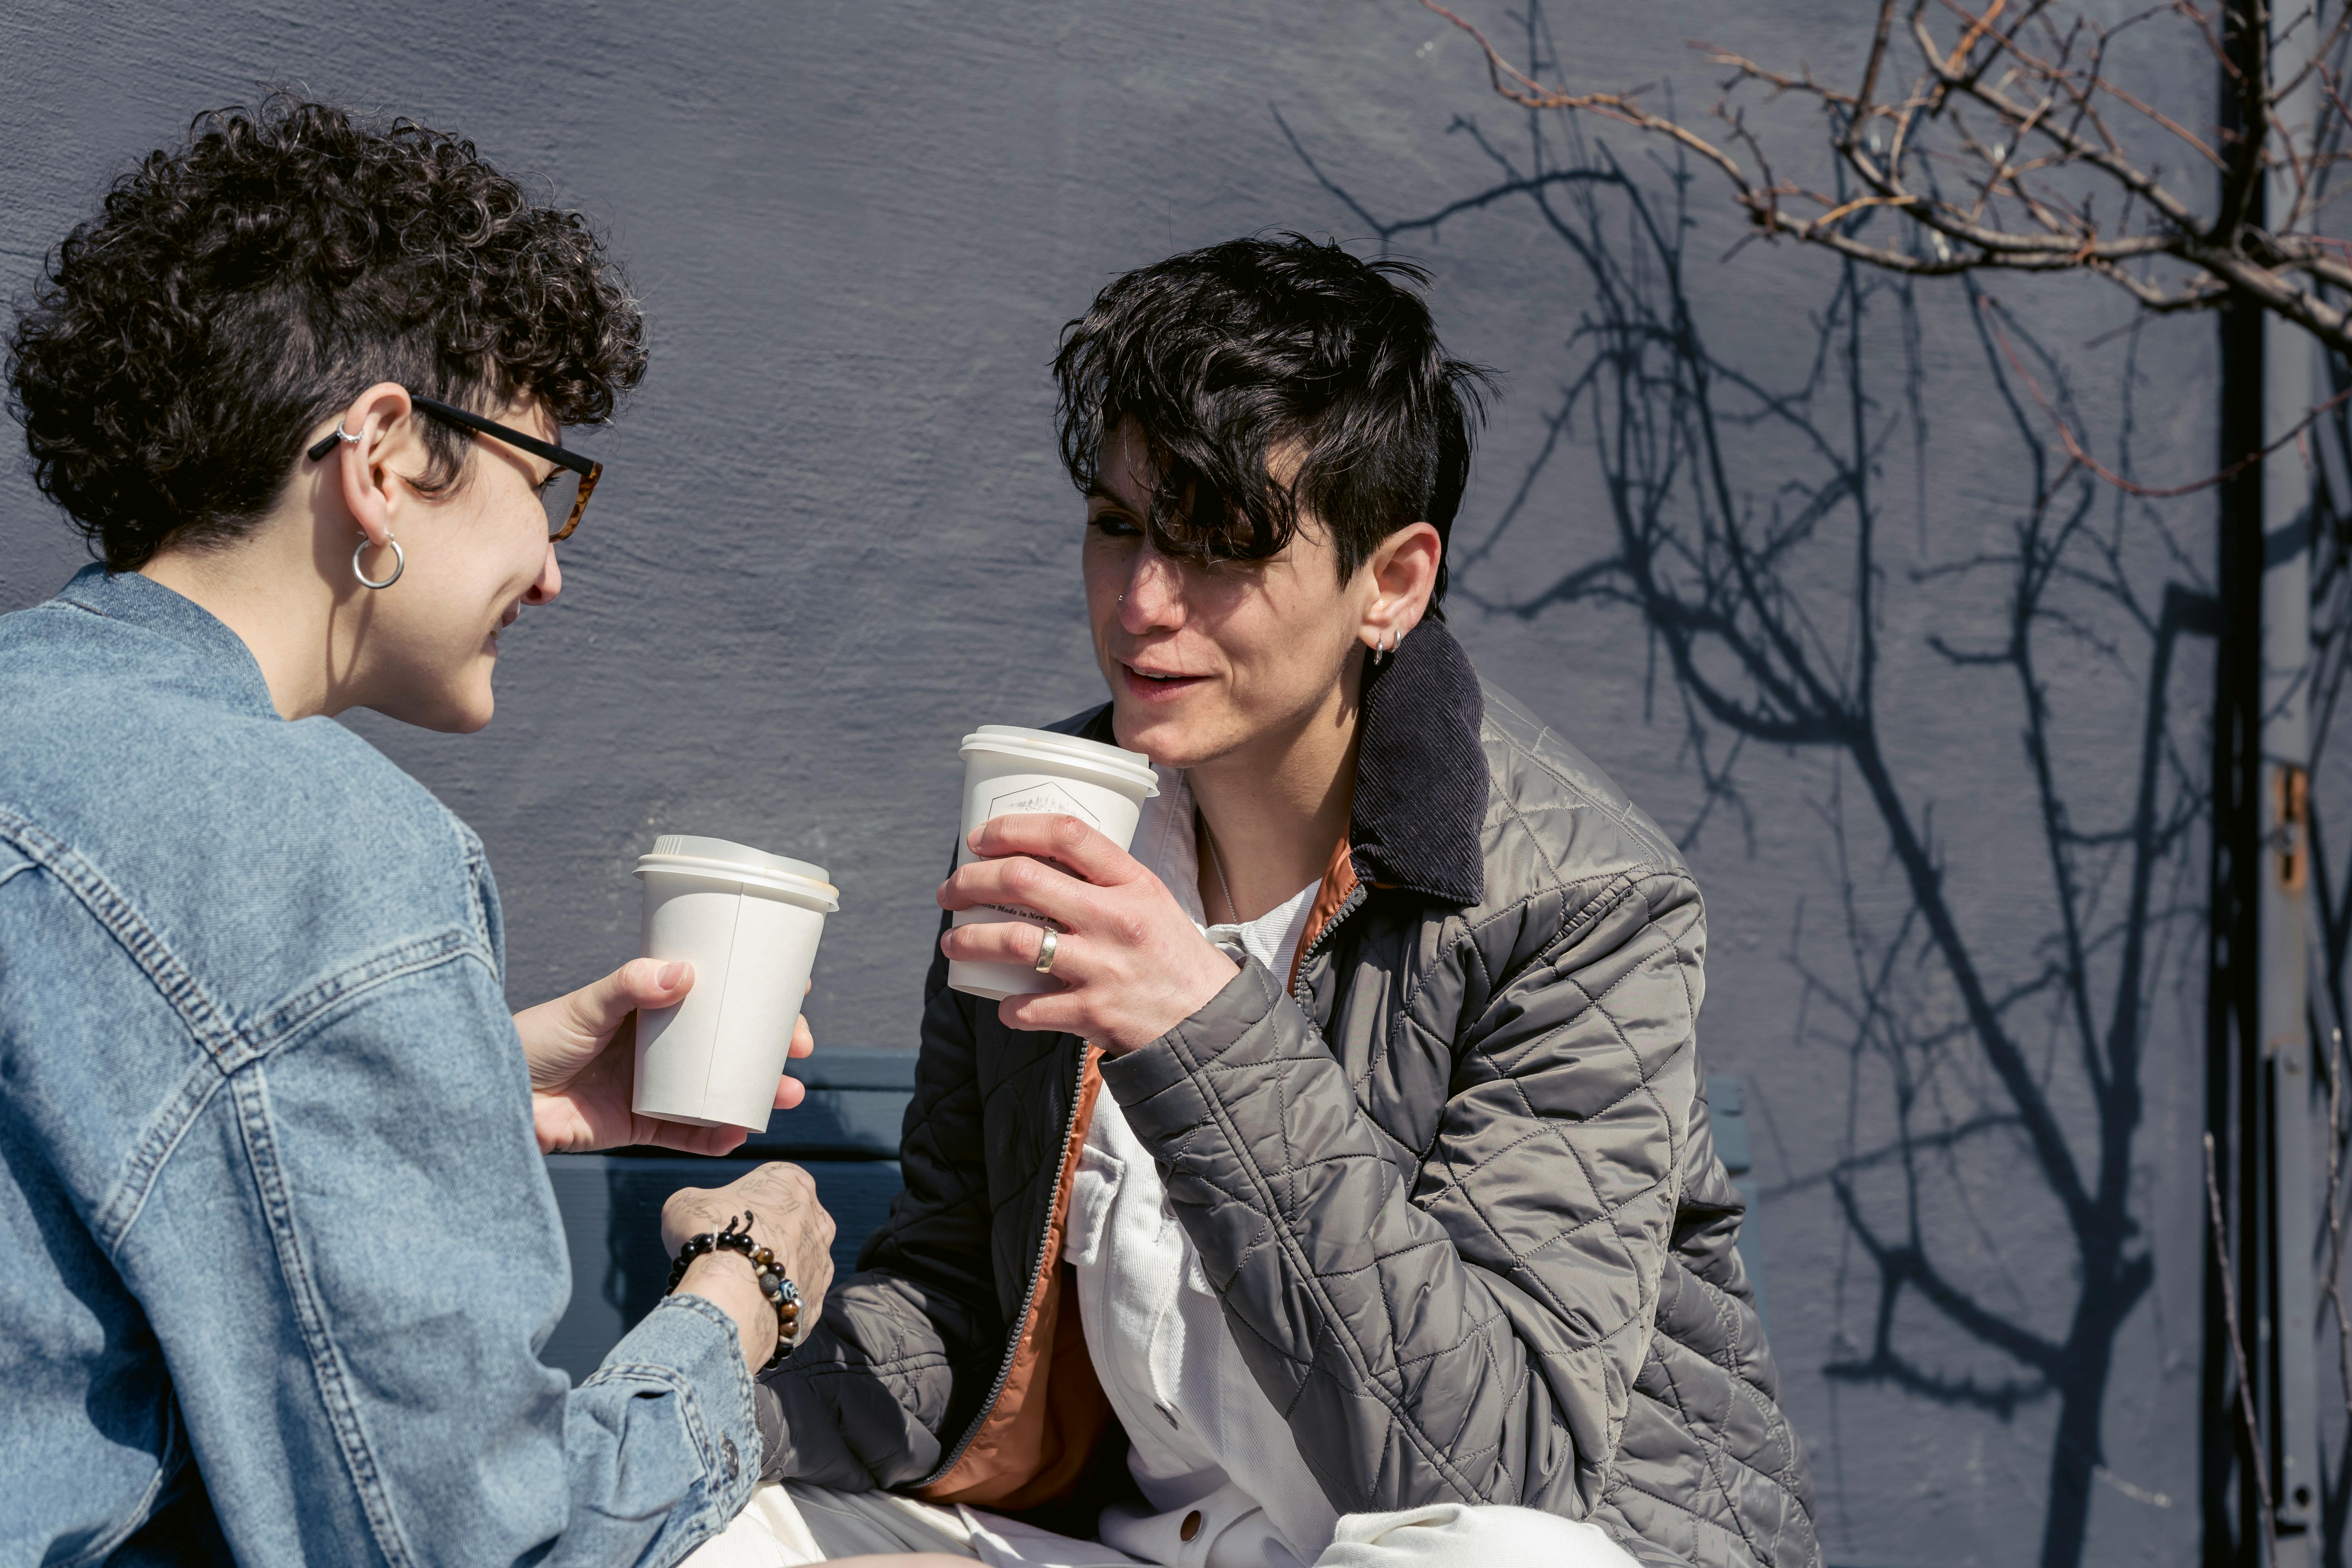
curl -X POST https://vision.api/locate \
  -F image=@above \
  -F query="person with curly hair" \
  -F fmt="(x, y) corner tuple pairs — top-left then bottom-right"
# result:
(0, 98), (835, 1563)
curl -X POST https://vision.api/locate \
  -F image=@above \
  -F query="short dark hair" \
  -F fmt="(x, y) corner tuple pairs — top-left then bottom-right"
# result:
(7, 96), (647, 571)
(1052, 233), (1490, 611)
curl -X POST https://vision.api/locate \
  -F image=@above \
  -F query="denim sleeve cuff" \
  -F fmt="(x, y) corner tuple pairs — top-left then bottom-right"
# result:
(587, 1291), (763, 1524)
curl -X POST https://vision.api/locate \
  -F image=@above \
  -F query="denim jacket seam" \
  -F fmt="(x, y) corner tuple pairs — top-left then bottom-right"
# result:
(91, 1058), (234, 1256)
(0, 805), (244, 1062)
(90, 938), (495, 1255)
(0, 809), (495, 1077)
(229, 1062), (423, 1568)
(239, 930), (497, 1060)
(93, 937), (502, 1557)
(446, 811), (498, 970)
(465, 854), (493, 958)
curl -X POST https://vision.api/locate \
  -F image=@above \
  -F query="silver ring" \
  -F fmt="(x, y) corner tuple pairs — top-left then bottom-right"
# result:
(1033, 927), (1060, 973)
(352, 534), (405, 590)
(333, 421), (363, 446)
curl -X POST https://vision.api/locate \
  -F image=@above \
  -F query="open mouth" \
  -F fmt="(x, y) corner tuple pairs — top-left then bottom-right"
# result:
(1120, 661), (1207, 701)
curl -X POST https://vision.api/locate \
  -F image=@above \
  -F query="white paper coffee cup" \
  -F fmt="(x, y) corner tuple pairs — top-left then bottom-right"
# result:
(947, 726), (1158, 1000)
(632, 834), (839, 1132)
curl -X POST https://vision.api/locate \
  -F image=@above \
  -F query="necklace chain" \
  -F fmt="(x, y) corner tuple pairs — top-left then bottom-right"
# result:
(1200, 812), (1240, 924)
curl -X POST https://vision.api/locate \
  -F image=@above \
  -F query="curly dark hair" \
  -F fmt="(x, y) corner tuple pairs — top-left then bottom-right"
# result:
(6, 96), (647, 570)
(1052, 233), (1490, 612)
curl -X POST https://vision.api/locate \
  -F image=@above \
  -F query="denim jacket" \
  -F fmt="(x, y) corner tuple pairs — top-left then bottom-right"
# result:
(0, 567), (760, 1565)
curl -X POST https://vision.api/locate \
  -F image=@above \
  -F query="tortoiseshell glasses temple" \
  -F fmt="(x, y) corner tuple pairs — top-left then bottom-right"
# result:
(304, 390), (604, 542)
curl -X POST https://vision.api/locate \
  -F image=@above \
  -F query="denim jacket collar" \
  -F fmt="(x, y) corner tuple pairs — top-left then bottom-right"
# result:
(55, 564), (281, 720)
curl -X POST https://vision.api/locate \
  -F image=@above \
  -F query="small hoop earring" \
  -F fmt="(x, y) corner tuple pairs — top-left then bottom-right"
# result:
(309, 421), (364, 462)
(352, 533), (404, 590)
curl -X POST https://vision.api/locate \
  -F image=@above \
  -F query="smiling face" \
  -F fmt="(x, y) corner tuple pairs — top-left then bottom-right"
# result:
(1083, 421), (1378, 769)
(347, 395), (567, 733)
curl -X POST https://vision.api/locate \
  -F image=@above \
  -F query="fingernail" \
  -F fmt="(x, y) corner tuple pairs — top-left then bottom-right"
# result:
(658, 961), (687, 989)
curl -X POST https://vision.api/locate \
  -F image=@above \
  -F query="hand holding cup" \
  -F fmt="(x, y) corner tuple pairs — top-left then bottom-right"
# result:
(520, 959), (816, 1156)
(937, 812), (1237, 1054)
(631, 836), (838, 1132)
(942, 726), (1158, 999)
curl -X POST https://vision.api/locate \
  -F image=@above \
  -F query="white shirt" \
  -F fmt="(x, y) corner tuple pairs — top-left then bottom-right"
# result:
(1069, 768), (1336, 1568)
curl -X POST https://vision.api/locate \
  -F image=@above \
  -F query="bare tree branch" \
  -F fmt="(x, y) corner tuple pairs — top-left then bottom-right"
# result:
(1420, 0), (2352, 371)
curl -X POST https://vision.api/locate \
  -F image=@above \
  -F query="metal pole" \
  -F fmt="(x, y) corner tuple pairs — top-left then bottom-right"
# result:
(2258, 6), (2322, 1558)
(2207, 300), (2266, 1568)
(2258, 284), (2320, 1566)
(2209, 12), (2269, 1562)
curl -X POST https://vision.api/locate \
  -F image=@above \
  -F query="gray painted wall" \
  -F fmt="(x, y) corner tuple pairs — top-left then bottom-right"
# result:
(0, 4), (2223, 1564)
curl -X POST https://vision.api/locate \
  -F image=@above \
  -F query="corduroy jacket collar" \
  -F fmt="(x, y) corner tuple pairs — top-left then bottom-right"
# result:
(1350, 618), (1486, 906)
(1076, 617), (1488, 910)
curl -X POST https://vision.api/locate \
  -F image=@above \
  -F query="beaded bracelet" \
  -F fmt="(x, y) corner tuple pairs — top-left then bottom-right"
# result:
(665, 1211), (802, 1372)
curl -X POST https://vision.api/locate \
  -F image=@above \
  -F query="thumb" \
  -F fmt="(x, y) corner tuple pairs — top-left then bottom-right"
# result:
(559, 957), (694, 1038)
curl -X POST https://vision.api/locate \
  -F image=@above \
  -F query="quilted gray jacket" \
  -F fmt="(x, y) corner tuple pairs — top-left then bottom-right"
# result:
(755, 622), (1819, 1568)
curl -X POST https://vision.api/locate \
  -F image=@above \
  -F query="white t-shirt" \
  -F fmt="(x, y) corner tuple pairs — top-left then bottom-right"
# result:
(1069, 767), (1336, 1568)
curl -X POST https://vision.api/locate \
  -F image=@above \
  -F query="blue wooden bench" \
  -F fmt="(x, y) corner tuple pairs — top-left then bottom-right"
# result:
(541, 1048), (919, 1382)
(543, 1059), (1766, 1379)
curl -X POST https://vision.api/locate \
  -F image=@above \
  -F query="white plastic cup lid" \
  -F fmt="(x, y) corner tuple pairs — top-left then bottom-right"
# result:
(635, 835), (839, 909)
(958, 726), (1158, 795)
(649, 835), (829, 882)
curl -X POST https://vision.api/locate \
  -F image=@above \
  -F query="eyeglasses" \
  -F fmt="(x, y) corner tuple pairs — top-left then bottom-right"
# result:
(305, 392), (604, 541)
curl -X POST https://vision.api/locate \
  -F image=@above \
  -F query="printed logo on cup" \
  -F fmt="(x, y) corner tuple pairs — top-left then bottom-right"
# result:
(984, 781), (1099, 826)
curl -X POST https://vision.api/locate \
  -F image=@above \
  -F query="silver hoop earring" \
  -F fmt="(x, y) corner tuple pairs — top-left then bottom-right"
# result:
(352, 533), (404, 590)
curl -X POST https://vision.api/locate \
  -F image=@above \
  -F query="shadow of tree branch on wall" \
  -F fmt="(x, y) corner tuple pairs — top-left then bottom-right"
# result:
(1288, 12), (2212, 1561)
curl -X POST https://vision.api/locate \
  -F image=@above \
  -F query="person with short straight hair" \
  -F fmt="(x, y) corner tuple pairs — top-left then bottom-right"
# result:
(0, 98), (836, 1563)
(706, 236), (1819, 1568)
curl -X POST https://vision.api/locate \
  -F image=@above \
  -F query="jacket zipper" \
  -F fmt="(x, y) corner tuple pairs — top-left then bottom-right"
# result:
(916, 1041), (1092, 1488)
(921, 882), (1362, 1492)
(1292, 881), (1368, 1016)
